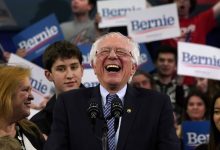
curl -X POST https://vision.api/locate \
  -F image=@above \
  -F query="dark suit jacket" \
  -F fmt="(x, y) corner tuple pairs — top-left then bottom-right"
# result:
(44, 85), (180, 150)
(30, 95), (56, 135)
(31, 84), (85, 136)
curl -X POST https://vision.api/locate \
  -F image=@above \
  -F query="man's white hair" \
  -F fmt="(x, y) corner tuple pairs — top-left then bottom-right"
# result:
(89, 32), (140, 66)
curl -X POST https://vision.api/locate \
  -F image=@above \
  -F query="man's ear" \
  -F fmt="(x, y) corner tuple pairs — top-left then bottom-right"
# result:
(45, 70), (53, 82)
(131, 64), (137, 76)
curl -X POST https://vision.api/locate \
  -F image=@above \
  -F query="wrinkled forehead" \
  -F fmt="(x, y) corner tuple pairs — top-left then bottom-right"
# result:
(97, 33), (132, 50)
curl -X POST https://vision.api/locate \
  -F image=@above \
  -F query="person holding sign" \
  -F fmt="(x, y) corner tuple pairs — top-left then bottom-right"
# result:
(163, 0), (220, 47)
(153, 45), (189, 123)
(177, 90), (209, 149)
(31, 40), (85, 139)
(44, 32), (180, 150)
(60, 0), (98, 45)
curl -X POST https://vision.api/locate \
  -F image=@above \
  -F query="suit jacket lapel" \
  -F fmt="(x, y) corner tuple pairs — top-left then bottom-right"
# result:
(117, 85), (140, 150)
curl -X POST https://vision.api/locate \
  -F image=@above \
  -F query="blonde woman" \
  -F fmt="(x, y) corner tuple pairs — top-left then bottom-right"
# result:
(0, 64), (45, 150)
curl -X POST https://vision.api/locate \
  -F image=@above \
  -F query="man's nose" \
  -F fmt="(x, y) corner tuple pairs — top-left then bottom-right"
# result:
(163, 60), (170, 65)
(108, 49), (118, 58)
(66, 68), (74, 79)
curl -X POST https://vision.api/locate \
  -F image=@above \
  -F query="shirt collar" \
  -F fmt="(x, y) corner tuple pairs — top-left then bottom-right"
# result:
(100, 84), (127, 106)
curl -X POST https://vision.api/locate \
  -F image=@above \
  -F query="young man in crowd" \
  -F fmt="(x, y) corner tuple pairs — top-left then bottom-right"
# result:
(30, 40), (84, 139)
(153, 45), (189, 122)
(60, 0), (97, 45)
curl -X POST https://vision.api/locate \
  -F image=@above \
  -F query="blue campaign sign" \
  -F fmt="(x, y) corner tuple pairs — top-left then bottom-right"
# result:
(182, 121), (210, 150)
(78, 43), (92, 69)
(138, 43), (155, 72)
(78, 43), (155, 72)
(13, 14), (64, 61)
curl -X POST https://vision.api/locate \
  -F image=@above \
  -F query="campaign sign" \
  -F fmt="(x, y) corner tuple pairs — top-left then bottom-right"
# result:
(97, 0), (147, 28)
(8, 54), (54, 105)
(178, 42), (220, 81)
(182, 121), (210, 150)
(13, 14), (64, 61)
(127, 3), (180, 43)
(78, 44), (99, 87)
(78, 43), (155, 87)
(138, 43), (155, 72)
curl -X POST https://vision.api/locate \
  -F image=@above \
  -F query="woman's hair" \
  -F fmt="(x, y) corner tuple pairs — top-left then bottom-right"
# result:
(208, 93), (220, 150)
(18, 119), (45, 140)
(0, 64), (45, 141)
(0, 136), (21, 150)
(0, 64), (31, 119)
(182, 89), (209, 121)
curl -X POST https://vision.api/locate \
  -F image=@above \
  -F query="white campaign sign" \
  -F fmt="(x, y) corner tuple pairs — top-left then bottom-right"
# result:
(178, 42), (220, 81)
(81, 68), (99, 87)
(127, 3), (180, 43)
(97, 0), (147, 28)
(8, 54), (54, 104)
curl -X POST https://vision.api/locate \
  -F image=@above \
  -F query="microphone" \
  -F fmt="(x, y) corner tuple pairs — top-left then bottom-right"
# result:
(111, 96), (123, 118)
(87, 100), (100, 126)
(111, 96), (123, 132)
(87, 101), (100, 119)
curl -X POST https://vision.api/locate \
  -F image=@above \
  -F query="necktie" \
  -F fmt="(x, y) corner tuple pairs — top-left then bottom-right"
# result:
(104, 94), (117, 150)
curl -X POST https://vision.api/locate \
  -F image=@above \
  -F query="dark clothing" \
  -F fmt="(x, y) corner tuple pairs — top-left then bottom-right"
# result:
(195, 144), (208, 150)
(30, 95), (56, 135)
(31, 84), (85, 135)
(153, 75), (189, 124)
(17, 120), (45, 150)
(44, 85), (180, 150)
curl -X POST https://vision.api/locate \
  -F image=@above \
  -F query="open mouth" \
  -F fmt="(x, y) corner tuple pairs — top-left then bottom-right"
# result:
(105, 64), (121, 72)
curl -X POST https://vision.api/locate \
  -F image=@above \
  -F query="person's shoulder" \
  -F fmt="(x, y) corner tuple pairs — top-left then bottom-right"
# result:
(59, 87), (94, 98)
(130, 86), (169, 101)
(56, 87), (95, 107)
(195, 7), (214, 19)
(44, 95), (56, 110)
(60, 20), (74, 29)
(30, 95), (56, 119)
(133, 86), (167, 96)
(129, 86), (172, 111)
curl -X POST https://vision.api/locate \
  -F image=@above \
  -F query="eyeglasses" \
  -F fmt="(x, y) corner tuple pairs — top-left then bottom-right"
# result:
(96, 47), (132, 57)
